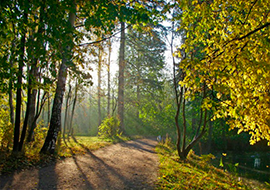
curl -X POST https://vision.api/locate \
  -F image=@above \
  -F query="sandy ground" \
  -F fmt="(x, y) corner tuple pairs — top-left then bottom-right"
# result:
(0, 138), (159, 190)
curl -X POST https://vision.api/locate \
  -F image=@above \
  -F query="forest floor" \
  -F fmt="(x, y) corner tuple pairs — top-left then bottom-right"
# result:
(0, 138), (159, 190)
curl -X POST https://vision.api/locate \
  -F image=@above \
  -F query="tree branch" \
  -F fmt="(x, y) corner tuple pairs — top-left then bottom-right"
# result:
(243, 0), (258, 25)
(78, 24), (131, 46)
(238, 22), (270, 41)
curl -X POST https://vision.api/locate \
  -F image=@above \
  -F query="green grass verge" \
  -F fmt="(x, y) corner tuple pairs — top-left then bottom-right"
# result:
(155, 143), (270, 190)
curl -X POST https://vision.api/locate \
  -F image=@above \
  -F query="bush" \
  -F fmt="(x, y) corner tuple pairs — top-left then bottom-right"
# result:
(0, 97), (13, 151)
(98, 116), (120, 139)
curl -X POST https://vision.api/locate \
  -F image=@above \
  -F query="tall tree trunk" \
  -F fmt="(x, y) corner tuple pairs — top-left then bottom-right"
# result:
(40, 62), (68, 154)
(181, 92), (187, 153)
(63, 83), (72, 139)
(98, 45), (102, 126)
(69, 79), (78, 136)
(107, 39), (111, 116)
(8, 39), (16, 128)
(169, 20), (182, 158)
(8, 38), (16, 151)
(13, 14), (27, 153)
(26, 87), (37, 142)
(8, 84), (14, 127)
(19, 48), (39, 151)
(26, 2), (45, 143)
(19, 79), (32, 151)
(136, 82), (140, 119)
(27, 89), (47, 142)
(118, 22), (126, 133)
(47, 93), (51, 126)
(40, 4), (76, 154)
(136, 63), (141, 119)
(89, 87), (92, 122)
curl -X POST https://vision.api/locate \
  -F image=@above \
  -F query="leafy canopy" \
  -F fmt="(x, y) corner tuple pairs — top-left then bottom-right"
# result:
(177, 0), (270, 145)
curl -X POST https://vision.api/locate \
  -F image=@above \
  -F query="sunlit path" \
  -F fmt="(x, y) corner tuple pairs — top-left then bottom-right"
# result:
(0, 138), (159, 190)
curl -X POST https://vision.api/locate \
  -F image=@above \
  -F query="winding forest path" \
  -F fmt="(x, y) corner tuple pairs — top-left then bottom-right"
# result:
(0, 138), (159, 190)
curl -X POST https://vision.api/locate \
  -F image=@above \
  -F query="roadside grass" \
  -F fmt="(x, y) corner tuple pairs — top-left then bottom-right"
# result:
(0, 135), (131, 174)
(156, 143), (270, 190)
(59, 135), (132, 157)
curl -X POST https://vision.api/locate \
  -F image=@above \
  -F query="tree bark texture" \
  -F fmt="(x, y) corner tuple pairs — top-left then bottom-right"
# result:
(19, 56), (39, 151)
(26, 2), (45, 143)
(27, 90), (47, 142)
(8, 40), (15, 127)
(63, 83), (72, 139)
(69, 79), (78, 136)
(40, 62), (68, 154)
(98, 45), (102, 126)
(13, 16), (27, 153)
(40, 4), (76, 154)
(107, 39), (111, 116)
(118, 22), (126, 133)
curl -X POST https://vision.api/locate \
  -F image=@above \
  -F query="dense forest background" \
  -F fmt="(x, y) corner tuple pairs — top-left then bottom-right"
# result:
(0, 0), (269, 165)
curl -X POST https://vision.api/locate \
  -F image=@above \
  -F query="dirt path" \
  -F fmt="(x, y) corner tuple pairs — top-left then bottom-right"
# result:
(0, 138), (159, 190)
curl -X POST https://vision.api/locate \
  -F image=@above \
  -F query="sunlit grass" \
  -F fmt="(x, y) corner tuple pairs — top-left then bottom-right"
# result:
(155, 143), (270, 190)
(59, 135), (134, 157)
(59, 136), (112, 157)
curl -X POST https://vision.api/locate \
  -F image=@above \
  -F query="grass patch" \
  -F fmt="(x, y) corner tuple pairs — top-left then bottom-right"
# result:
(59, 136), (113, 157)
(155, 143), (270, 190)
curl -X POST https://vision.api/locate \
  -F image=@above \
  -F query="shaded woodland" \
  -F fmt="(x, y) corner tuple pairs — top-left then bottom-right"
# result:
(0, 0), (269, 179)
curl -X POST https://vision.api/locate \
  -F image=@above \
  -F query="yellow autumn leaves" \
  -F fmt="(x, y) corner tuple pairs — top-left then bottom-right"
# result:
(177, 0), (270, 145)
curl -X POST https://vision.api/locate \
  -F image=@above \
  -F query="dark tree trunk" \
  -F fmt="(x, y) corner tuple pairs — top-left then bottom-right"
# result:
(25, 2), (45, 144)
(27, 90), (47, 142)
(47, 93), (51, 126)
(118, 22), (126, 133)
(89, 87), (92, 123)
(98, 45), (102, 126)
(18, 86), (31, 151)
(63, 83), (72, 139)
(181, 93), (187, 153)
(8, 85), (14, 126)
(168, 19), (208, 160)
(8, 39), (15, 128)
(26, 87), (37, 142)
(13, 57), (23, 153)
(69, 79), (78, 136)
(19, 56), (39, 151)
(170, 21), (182, 158)
(107, 39), (111, 116)
(136, 84), (140, 119)
(13, 16), (27, 153)
(26, 2), (45, 143)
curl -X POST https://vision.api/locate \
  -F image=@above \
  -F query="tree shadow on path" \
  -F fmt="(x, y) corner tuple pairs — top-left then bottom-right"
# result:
(70, 136), (134, 189)
(120, 138), (157, 154)
(71, 136), (158, 190)
(0, 137), (158, 190)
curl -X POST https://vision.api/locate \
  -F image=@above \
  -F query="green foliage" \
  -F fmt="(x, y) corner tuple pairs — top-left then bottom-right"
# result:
(0, 95), (13, 150)
(24, 123), (48, 155)
(124, 28), (173, 137)
(98, 116), (120, 139)
(156, 144), (268, 190)
(177, 0), (270, 145)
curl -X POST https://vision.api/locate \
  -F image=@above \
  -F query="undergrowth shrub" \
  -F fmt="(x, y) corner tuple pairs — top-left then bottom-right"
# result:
(98, 116), (120, 138)
(0, 97), (13, 151)
(24, 121), (48, 155)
